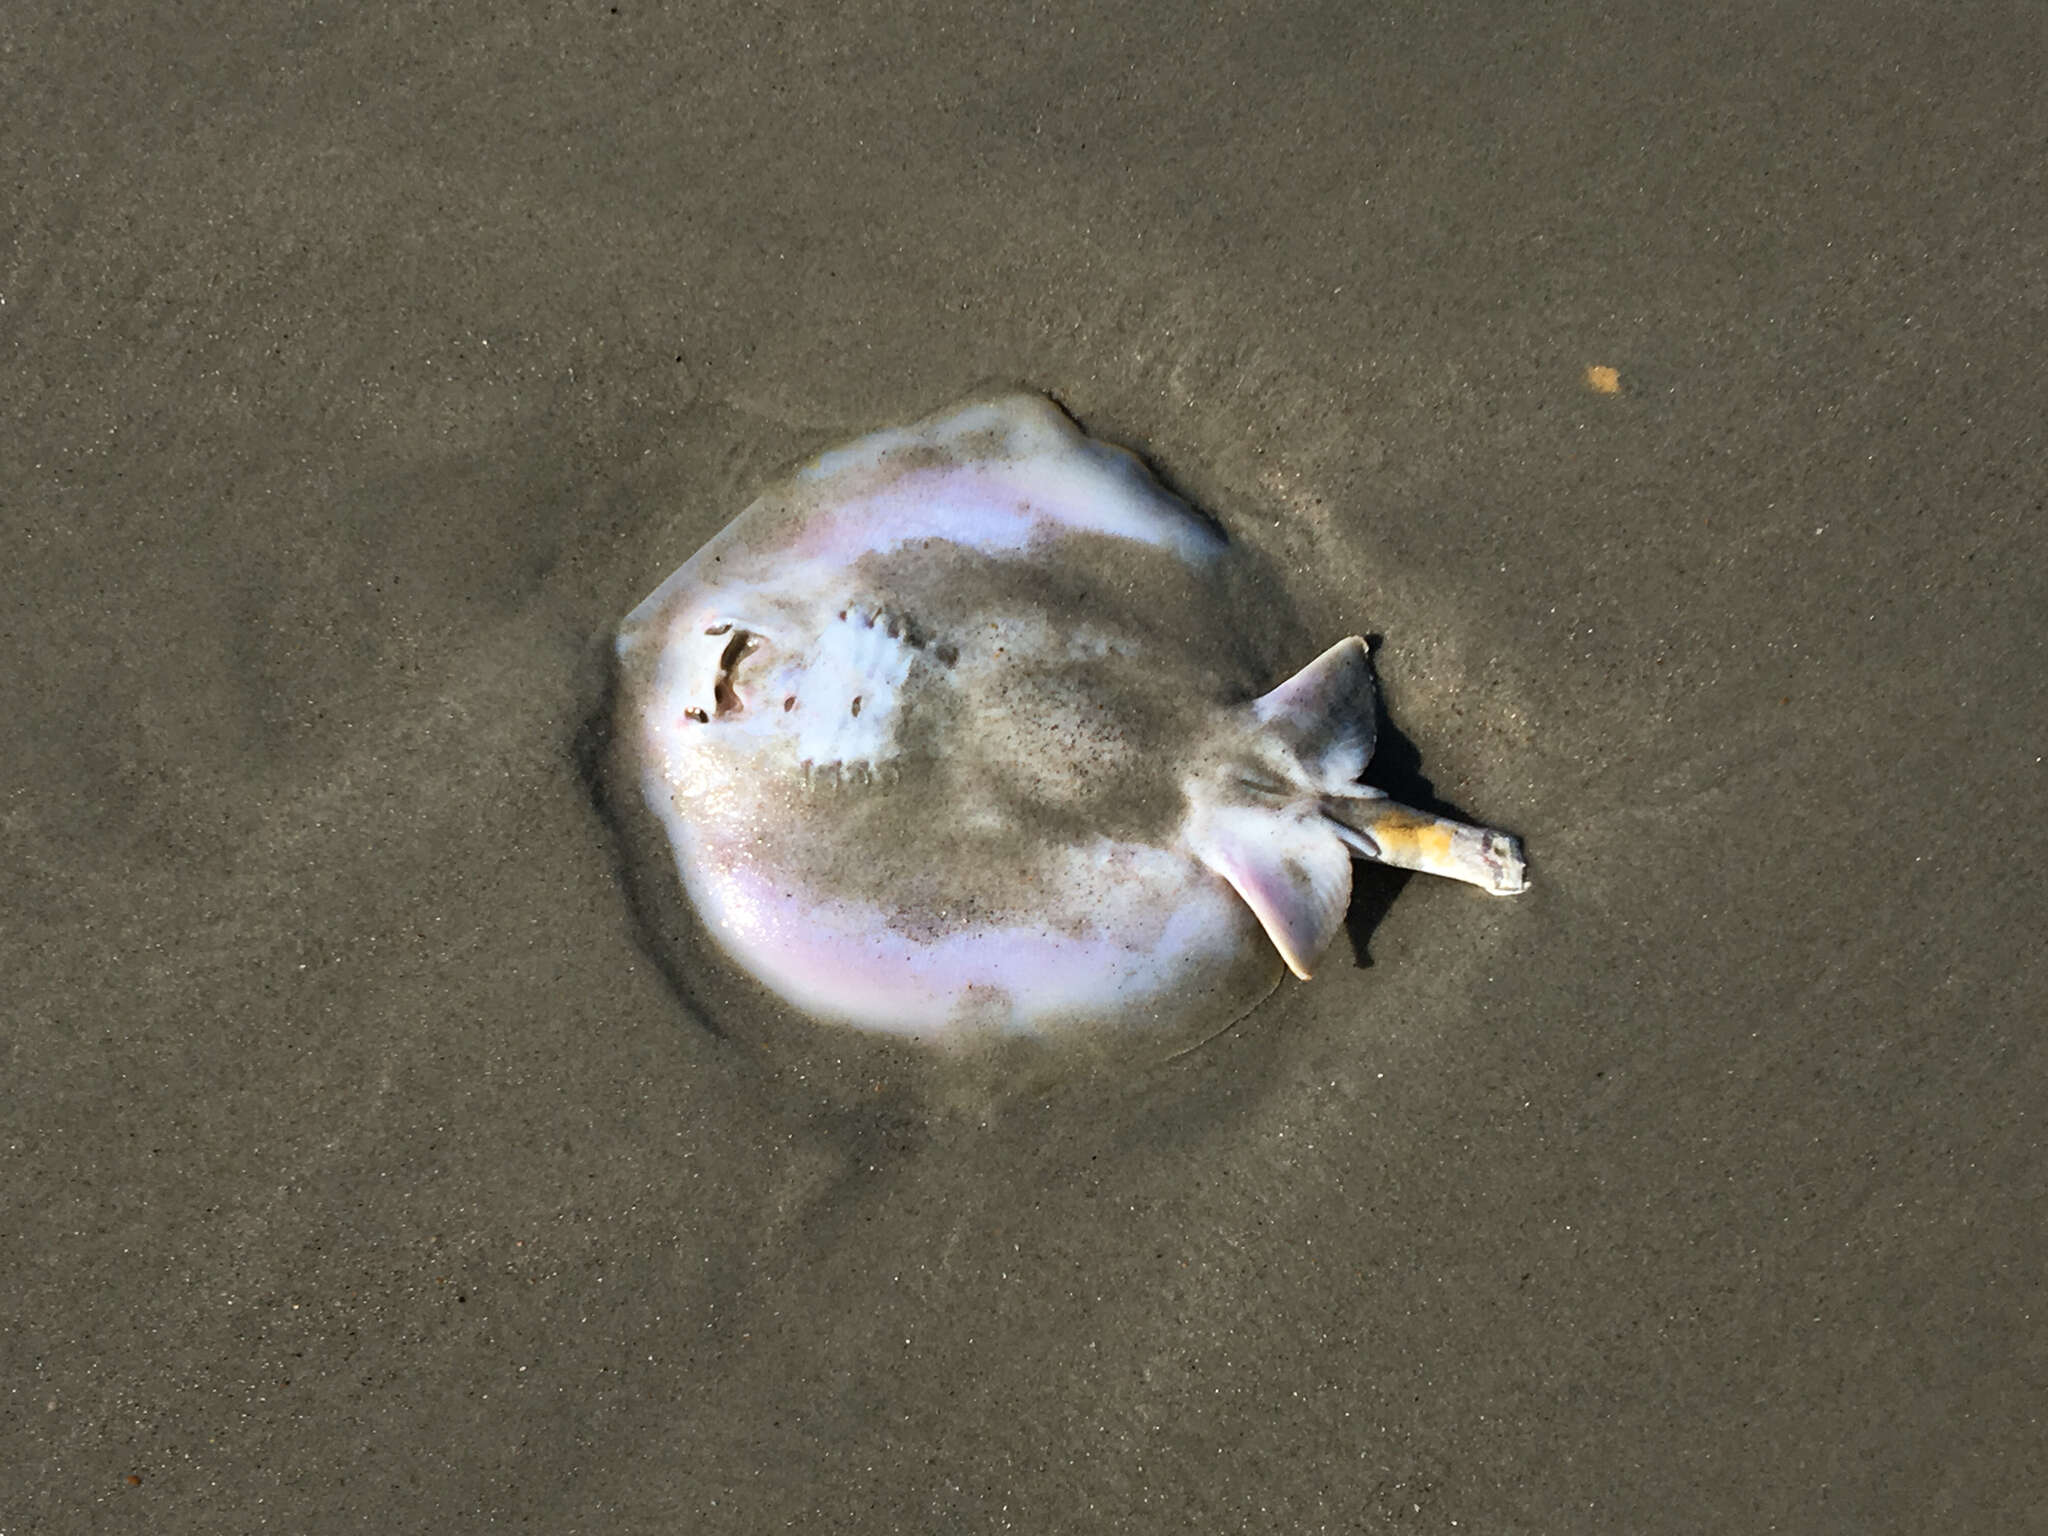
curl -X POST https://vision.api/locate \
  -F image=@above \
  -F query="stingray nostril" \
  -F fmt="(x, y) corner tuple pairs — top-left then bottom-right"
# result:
(703, 621), (732, 636)
(850, 696), (863, 717)
(783, 696), (796, 711)
(711, 629), (755, 717)
(683, 707), (709, 724)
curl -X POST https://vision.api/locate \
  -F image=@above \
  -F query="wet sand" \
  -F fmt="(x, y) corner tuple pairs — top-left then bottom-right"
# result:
(5, 2), (2043, 1529)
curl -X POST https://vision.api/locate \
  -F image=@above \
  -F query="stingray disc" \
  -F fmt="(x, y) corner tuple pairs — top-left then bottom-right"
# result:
(614, 392), (1524, 1048)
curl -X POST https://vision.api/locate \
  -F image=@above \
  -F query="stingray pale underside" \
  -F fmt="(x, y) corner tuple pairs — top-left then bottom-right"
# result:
(615, 392), (1525, 1046)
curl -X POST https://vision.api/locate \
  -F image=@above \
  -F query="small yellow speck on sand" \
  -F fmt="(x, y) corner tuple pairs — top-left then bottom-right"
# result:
(1585, 364), (1621, 394)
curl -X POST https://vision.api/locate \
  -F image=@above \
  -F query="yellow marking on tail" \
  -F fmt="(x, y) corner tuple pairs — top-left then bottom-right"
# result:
(1362, 807), (1457, 868)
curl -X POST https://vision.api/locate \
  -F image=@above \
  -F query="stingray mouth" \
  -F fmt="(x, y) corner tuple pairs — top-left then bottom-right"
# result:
(681, 621), (766, 722)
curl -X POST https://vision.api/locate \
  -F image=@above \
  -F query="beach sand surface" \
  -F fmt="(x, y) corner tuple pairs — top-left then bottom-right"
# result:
(5, 2), (2043, 1529)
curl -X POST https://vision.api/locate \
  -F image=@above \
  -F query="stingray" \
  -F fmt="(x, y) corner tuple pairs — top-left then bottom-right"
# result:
(614, 392), (1524, 1052)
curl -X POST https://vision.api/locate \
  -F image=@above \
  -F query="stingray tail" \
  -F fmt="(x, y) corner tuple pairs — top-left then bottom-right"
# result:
(1186, 637), (1527, 980)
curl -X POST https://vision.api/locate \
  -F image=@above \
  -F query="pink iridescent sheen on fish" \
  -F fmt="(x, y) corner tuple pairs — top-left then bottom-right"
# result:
(614, 393), (1524, 1048)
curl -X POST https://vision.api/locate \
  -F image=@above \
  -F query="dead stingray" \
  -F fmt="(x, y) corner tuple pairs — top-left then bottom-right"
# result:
(614, 392), (1524, 1052)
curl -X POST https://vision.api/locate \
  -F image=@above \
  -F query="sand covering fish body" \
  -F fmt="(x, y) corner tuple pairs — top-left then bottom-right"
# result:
(615, 393), (1524, 1045)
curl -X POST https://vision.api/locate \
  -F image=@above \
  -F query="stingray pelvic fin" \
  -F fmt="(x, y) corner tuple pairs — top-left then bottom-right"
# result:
(1251, 635), (1378, 791)
(1186, 803), (1354, 980)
